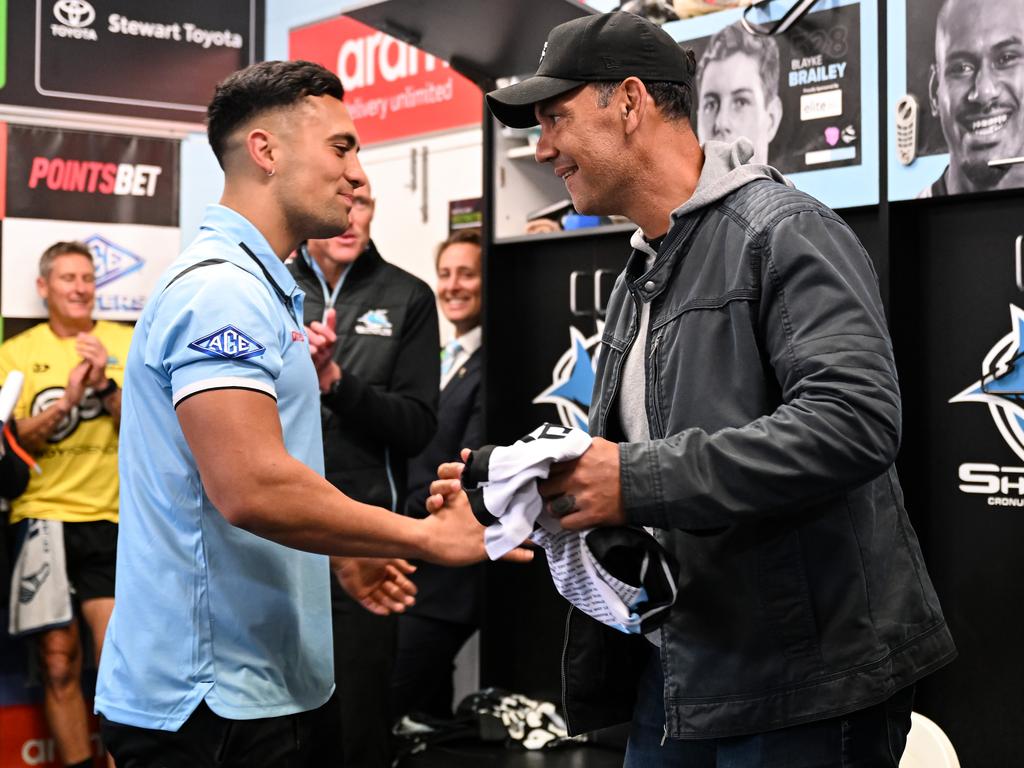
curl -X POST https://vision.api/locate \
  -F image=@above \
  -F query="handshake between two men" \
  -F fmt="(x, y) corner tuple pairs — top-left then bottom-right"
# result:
(303, 309), (628, 623)
(301, 308), (546, 618)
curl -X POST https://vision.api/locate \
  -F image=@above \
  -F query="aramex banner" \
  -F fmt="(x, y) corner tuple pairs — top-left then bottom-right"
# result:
(0, 123), (180, 321)
(289, 15), (482, 145)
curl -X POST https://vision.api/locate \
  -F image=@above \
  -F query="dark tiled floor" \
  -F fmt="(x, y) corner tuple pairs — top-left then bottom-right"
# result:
(399, 744), (624, 767)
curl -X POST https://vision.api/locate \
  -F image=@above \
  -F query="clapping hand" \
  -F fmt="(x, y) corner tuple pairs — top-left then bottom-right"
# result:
(75, 333), (109, 389)
(62, 360), (92, 410)
(305, 308), (342, 392)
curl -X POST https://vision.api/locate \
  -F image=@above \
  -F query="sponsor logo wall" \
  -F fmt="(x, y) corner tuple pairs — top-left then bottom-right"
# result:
(0, 123), (180, 320)
(289, 15), (481, 145)
(0, 0), (260, 123)
(951, 303), (1024, 507)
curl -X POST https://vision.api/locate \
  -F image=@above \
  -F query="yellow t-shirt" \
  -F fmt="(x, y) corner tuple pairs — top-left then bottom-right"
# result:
(0, 320), (134, 524)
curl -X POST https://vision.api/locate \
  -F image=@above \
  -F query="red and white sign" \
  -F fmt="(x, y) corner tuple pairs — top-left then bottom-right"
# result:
(0, 703), (104, 767)
(0, 123), (181, 321)
(289, 16), (482, 146)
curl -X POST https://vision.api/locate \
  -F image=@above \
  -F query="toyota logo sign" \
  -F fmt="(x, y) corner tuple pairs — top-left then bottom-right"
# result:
(53, 0), (96, 28)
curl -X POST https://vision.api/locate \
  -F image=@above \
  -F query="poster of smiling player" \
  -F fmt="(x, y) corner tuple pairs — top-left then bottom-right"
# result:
(663, 0), (878, 208)
(888, 0), (1024, 200)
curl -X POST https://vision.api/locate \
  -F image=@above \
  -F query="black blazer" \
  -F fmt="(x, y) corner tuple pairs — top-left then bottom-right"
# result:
(404, 347), (484, 625)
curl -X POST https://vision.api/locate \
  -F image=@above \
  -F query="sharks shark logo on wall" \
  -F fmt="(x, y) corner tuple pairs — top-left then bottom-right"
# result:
(534, 326), (602, 432)
(951, 305), (1024, 463)
(950, 304), (1024, 506)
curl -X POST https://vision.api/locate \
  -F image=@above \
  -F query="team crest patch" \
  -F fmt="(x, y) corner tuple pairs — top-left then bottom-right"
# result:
(189, 325), (266, 360)
(951, 304), (1024, 462)
(355, 309), (393, 337)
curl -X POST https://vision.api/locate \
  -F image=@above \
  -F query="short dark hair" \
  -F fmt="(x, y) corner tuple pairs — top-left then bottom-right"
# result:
(697, 23), (780, 105)
(592, 70), (695, 123)
(435, 229), (482, 270)
(39, 241), (93, 279)
(206, 60), (345, 169)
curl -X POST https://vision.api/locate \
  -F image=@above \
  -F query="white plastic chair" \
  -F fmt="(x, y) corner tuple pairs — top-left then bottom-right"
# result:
(899, 712), (960, 768)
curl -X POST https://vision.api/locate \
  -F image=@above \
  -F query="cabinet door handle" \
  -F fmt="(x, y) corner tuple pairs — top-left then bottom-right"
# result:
(420, 145), (429, 224)
(594, 269), (616, 317)
(1016, 235), (1023, 292)
(570, 270), (589, 317)
(407, 147), (418, 191)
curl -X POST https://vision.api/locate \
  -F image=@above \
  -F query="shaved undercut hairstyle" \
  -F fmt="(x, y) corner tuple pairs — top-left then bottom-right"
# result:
(206, 60), (345, 169)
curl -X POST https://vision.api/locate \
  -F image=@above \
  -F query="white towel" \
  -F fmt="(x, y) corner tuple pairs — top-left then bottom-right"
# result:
(462, 424), (679, 634)
(8, 518), (73, 636)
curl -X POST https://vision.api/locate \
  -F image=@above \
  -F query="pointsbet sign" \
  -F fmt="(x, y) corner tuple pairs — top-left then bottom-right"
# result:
(28, 158), (162, 198)
(0, 123), (182, 320)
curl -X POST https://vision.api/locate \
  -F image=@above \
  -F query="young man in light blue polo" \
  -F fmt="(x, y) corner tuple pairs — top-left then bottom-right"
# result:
(95, 60), (529, 768)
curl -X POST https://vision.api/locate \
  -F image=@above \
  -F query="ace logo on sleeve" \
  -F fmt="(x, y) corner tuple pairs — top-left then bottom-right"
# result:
(189, 326), (266, 360)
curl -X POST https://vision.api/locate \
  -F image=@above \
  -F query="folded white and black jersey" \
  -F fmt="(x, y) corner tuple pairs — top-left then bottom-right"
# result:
(462, 423), (679, 635)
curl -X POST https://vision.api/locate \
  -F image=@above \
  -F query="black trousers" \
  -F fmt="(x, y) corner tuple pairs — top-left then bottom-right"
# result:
(307, 589), (397, 768)
(391, 613), (478, 720)
(100, 702), (316, 768)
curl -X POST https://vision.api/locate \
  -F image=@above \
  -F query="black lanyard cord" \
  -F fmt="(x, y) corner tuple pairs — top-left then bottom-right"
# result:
(237, 241), (301, 328)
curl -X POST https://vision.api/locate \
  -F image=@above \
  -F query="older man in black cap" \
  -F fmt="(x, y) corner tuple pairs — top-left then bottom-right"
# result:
(483, 11), (956, 767)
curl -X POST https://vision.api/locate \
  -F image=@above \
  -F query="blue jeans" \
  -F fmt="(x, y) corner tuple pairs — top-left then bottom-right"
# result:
(624, 650), (914, 768)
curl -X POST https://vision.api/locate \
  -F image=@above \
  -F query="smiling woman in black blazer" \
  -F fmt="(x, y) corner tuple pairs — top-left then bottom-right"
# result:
(394, 230), (485, 721)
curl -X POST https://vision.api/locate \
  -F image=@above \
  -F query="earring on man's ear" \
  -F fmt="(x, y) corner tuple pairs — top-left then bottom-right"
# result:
(267, 168), (275, 178)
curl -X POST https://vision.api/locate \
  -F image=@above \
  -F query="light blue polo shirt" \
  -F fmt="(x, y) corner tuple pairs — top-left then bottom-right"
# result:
(96, 204), (333, 731)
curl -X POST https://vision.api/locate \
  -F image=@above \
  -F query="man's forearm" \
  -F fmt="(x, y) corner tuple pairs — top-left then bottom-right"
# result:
(178, 388), (488, 566)
(103, 390), (122, 430)
(213, 452), (430, 560)
(16, 402), (69, 454)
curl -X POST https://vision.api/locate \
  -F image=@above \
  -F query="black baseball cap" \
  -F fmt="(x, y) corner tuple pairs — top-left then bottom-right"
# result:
(486, 11), (695, 129)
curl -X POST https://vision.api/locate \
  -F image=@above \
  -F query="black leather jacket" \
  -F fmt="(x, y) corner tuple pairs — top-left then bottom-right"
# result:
(562, 178), (956, 739)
